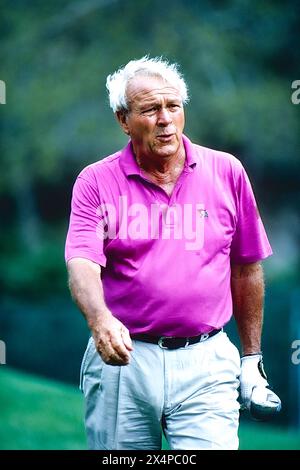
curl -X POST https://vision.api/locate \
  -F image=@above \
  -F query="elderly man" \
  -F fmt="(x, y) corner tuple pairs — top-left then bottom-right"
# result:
(65, 56), (279, 450)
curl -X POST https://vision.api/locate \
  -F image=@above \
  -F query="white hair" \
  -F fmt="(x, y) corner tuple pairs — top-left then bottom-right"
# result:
(106, 56), (189, 113)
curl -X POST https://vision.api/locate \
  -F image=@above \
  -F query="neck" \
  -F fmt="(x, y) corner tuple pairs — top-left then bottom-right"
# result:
(135, 146), (186, 180)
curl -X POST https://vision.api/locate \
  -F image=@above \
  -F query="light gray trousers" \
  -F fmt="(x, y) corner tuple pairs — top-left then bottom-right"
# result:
(80, 331), (240, 450)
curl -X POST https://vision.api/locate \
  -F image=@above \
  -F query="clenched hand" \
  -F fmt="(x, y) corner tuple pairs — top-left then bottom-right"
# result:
(92, 312), (133, 365)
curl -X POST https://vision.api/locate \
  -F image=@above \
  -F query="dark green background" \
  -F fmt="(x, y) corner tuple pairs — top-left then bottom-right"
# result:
(0, 0), (299, 448)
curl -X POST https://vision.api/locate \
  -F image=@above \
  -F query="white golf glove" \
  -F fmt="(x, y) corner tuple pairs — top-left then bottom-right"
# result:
(240, 354), (268, 408)
(240, 354), (281, 420)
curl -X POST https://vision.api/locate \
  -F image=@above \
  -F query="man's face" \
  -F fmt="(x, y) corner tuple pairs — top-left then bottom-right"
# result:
(118, 75), (185, 162)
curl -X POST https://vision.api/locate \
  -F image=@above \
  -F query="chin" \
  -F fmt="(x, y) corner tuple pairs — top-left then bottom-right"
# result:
(155, 143), (178, 157)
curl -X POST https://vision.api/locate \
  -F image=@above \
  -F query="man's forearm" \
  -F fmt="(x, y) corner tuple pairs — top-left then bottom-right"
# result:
(67, 258), (111, 333)
(67, 257), (133, 365)
(231, 262), (264, 355)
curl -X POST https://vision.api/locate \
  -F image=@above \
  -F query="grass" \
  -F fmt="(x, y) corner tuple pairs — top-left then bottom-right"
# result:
(0, 367), (86, 449)
(1, 366), (299, 450)
(239, 422), (300, 450)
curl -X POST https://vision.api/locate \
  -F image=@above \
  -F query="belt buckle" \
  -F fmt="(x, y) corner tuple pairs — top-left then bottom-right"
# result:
(158, 336), (170, 349)
(158, 336), (190, 349)
(200, 333), (209, 342)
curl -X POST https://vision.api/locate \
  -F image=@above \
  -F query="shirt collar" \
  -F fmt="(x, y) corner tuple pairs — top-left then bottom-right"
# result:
(119, 140), (141, 177)
(182, 134), (197, 170)
(119, 134), (197, 177)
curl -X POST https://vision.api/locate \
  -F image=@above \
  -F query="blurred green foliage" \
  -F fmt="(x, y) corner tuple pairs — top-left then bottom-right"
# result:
(0, 0), (299, 433)
(0, 0), (299, 290)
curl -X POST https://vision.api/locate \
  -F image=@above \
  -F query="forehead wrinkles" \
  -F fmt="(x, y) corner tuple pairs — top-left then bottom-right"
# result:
(127, 80), (181, 107)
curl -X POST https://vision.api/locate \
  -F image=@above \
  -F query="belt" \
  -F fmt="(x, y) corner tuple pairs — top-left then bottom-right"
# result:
(131, 328), (222, 350)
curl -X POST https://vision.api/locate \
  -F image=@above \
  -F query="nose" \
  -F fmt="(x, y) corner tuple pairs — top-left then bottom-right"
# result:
(157, 107), (172, 126)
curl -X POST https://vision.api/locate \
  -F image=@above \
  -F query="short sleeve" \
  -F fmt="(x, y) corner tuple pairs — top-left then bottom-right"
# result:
(65, 175), (107, 267)
(230, 166), (272, 264)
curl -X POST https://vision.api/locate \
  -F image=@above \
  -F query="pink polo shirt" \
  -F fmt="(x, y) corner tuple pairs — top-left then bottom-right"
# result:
(65, 135), (272, 336)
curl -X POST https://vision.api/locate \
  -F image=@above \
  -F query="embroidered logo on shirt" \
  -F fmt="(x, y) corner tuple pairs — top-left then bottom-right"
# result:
(198, 209), (208, 218)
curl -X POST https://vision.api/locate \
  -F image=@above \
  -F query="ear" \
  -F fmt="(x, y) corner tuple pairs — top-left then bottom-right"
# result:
(116, 111), (130, 135)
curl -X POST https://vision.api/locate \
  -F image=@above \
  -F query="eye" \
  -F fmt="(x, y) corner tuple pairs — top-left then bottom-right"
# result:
(142, 107), (156, 115)
(169, 103), (180, 110)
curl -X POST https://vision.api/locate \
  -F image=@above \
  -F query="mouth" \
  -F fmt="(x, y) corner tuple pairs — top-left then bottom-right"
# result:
(156, 134), (174, 142)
